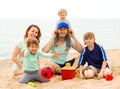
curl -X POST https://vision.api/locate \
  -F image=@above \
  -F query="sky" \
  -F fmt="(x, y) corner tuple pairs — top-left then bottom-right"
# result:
(0, 0), (120, 19)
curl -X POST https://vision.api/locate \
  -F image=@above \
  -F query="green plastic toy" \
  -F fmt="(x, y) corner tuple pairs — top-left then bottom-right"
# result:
(28, 82), (36, 87)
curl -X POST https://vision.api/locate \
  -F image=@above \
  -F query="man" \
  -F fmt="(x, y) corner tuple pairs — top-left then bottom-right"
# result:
(42, 22), (83, 74)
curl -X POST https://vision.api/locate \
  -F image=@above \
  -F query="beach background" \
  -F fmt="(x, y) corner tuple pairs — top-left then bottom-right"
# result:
(0, 49), (120, 89)
(0, 19), (120, 59)
(0, 19), (120, 89)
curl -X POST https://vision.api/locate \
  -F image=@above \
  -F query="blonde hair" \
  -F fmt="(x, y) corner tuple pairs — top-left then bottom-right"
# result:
(26, 38), (39, 48)
(83, 32), (95, 45)
(58, 8), (67, 16)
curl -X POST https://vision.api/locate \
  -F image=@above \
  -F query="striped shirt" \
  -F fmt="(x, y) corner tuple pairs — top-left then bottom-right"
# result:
(78, 43), (108, 69)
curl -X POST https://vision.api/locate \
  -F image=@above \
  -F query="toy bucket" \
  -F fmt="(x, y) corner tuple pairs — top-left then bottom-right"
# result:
(61, 68), (75, 80)
(106, 74), (113, 81)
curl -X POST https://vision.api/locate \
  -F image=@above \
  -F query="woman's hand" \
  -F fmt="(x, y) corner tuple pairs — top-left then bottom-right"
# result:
(19, 50), (25, 58)
(69, 28), (75, 38)
(52, 28), (58, 38)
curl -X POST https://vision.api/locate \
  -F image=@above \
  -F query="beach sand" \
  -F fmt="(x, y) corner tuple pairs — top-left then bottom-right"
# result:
(0, 49), (120, 89)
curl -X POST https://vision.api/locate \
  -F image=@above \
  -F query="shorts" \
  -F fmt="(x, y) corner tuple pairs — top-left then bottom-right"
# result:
(83, 65), (110, 76)
(56, 58), (75, 68)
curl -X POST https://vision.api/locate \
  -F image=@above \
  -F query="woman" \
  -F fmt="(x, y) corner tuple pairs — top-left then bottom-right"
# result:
(42, 22), (83, 74)
(12, 24), (41, 77)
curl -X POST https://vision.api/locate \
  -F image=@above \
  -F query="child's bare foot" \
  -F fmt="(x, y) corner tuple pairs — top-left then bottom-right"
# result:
(11, 74), (17, 79)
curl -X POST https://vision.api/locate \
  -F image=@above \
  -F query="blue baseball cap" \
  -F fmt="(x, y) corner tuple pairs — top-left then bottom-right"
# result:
(57, 22), (69, 29)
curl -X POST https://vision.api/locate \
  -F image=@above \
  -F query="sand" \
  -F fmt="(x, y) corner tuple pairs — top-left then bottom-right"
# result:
(0, 49), (120, 89)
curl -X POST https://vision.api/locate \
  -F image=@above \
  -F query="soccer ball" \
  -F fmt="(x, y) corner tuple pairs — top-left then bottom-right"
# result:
(40, 66), (54, 79)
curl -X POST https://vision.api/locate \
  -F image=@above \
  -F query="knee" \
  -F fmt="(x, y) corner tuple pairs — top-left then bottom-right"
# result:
(84, 69), (95, 79)
(104, 68), (112, 77)
(13, 68), (24, 76)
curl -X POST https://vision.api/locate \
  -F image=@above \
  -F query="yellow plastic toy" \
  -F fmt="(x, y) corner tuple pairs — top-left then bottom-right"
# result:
(65, 62), (71, 68)
(75, 69), (80, 77)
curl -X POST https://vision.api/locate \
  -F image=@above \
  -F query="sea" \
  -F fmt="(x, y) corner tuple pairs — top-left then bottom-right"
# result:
(0, 19), (120, 59)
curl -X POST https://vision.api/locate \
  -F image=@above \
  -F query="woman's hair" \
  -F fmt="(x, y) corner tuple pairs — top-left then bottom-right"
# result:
(24, 24), (41, 43)
(83, 32), (95, 45)
(58, 8), (67, 16)
(26, 38), (39, 48)
(54, 30), (68, 46)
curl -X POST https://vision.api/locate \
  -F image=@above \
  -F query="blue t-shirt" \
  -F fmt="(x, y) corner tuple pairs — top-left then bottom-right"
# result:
(78, 43), (108, 69)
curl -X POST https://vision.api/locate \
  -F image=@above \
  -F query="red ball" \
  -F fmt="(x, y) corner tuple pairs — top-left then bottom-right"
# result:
(41, 66), (54, 79)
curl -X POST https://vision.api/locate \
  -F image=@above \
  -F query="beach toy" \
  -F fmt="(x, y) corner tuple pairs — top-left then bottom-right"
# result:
(28, 82), (36, 87)
(65, 62), (71, 68)
(75, 69), (80, 77)
(61, 62), (75, 80)
(41, 66), (54, 79)
(105, 74), (113, 81)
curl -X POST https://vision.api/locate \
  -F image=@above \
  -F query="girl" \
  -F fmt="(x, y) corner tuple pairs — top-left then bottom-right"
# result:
(19, 38), (60, 83)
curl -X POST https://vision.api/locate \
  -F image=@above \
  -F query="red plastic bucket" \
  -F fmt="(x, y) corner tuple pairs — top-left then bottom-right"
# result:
(106, 74), (113, 81)
(61, 68), (75, 80)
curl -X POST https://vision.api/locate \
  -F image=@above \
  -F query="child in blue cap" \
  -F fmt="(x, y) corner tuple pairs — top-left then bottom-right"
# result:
(55, 8), (71, 51)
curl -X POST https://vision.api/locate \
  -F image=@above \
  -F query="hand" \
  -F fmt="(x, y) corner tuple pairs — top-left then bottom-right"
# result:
(98, 71), (104, 79)
(19, 50), (24, 58)
(80, 73), (85, 79)
(69, 28), (75, 38)
(52, 28), (58, 38)
(52, 52), (61, 58)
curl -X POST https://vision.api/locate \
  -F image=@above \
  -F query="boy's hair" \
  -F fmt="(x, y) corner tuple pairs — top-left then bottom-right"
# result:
(58, 8), (67, 16)
(83, 32), (95, 44)
(26, 38), (39, 48)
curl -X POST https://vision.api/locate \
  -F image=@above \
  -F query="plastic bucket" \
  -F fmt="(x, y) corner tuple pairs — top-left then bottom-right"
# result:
(61, 68), (75, 80)
(106, 74), (113, 81)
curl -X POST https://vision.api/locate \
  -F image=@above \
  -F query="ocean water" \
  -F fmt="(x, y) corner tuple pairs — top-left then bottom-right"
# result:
(0, 19), (120, 59)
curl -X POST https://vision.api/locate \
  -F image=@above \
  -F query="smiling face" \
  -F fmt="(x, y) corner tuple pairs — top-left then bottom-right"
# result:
(59, 12), (67, 20)
(24, 24), (41, 42)
(83, 32), (95, 47)
(26, 38), (39, 55)
(57, 27), (68, 38)
(27, 27), (39, 39)
(84, 38), (95, 47)
(28, 44), (38, 55)
(58, 9), (67, 20)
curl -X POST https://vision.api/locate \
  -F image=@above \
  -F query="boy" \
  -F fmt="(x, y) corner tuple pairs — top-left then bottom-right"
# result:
(78, 32), (112, 79)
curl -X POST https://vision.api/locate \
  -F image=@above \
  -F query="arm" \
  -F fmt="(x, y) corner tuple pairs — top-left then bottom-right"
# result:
(69, 28), (83, 53)
(12, 46), (22, 68)
(39, 51), (60, 58)
(79, 65), (85, 79)
(98, 61), (107, 79)
(98, 45), (108, 79)
(78, 49), (86, 79)
(42, 30), (56, 53)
